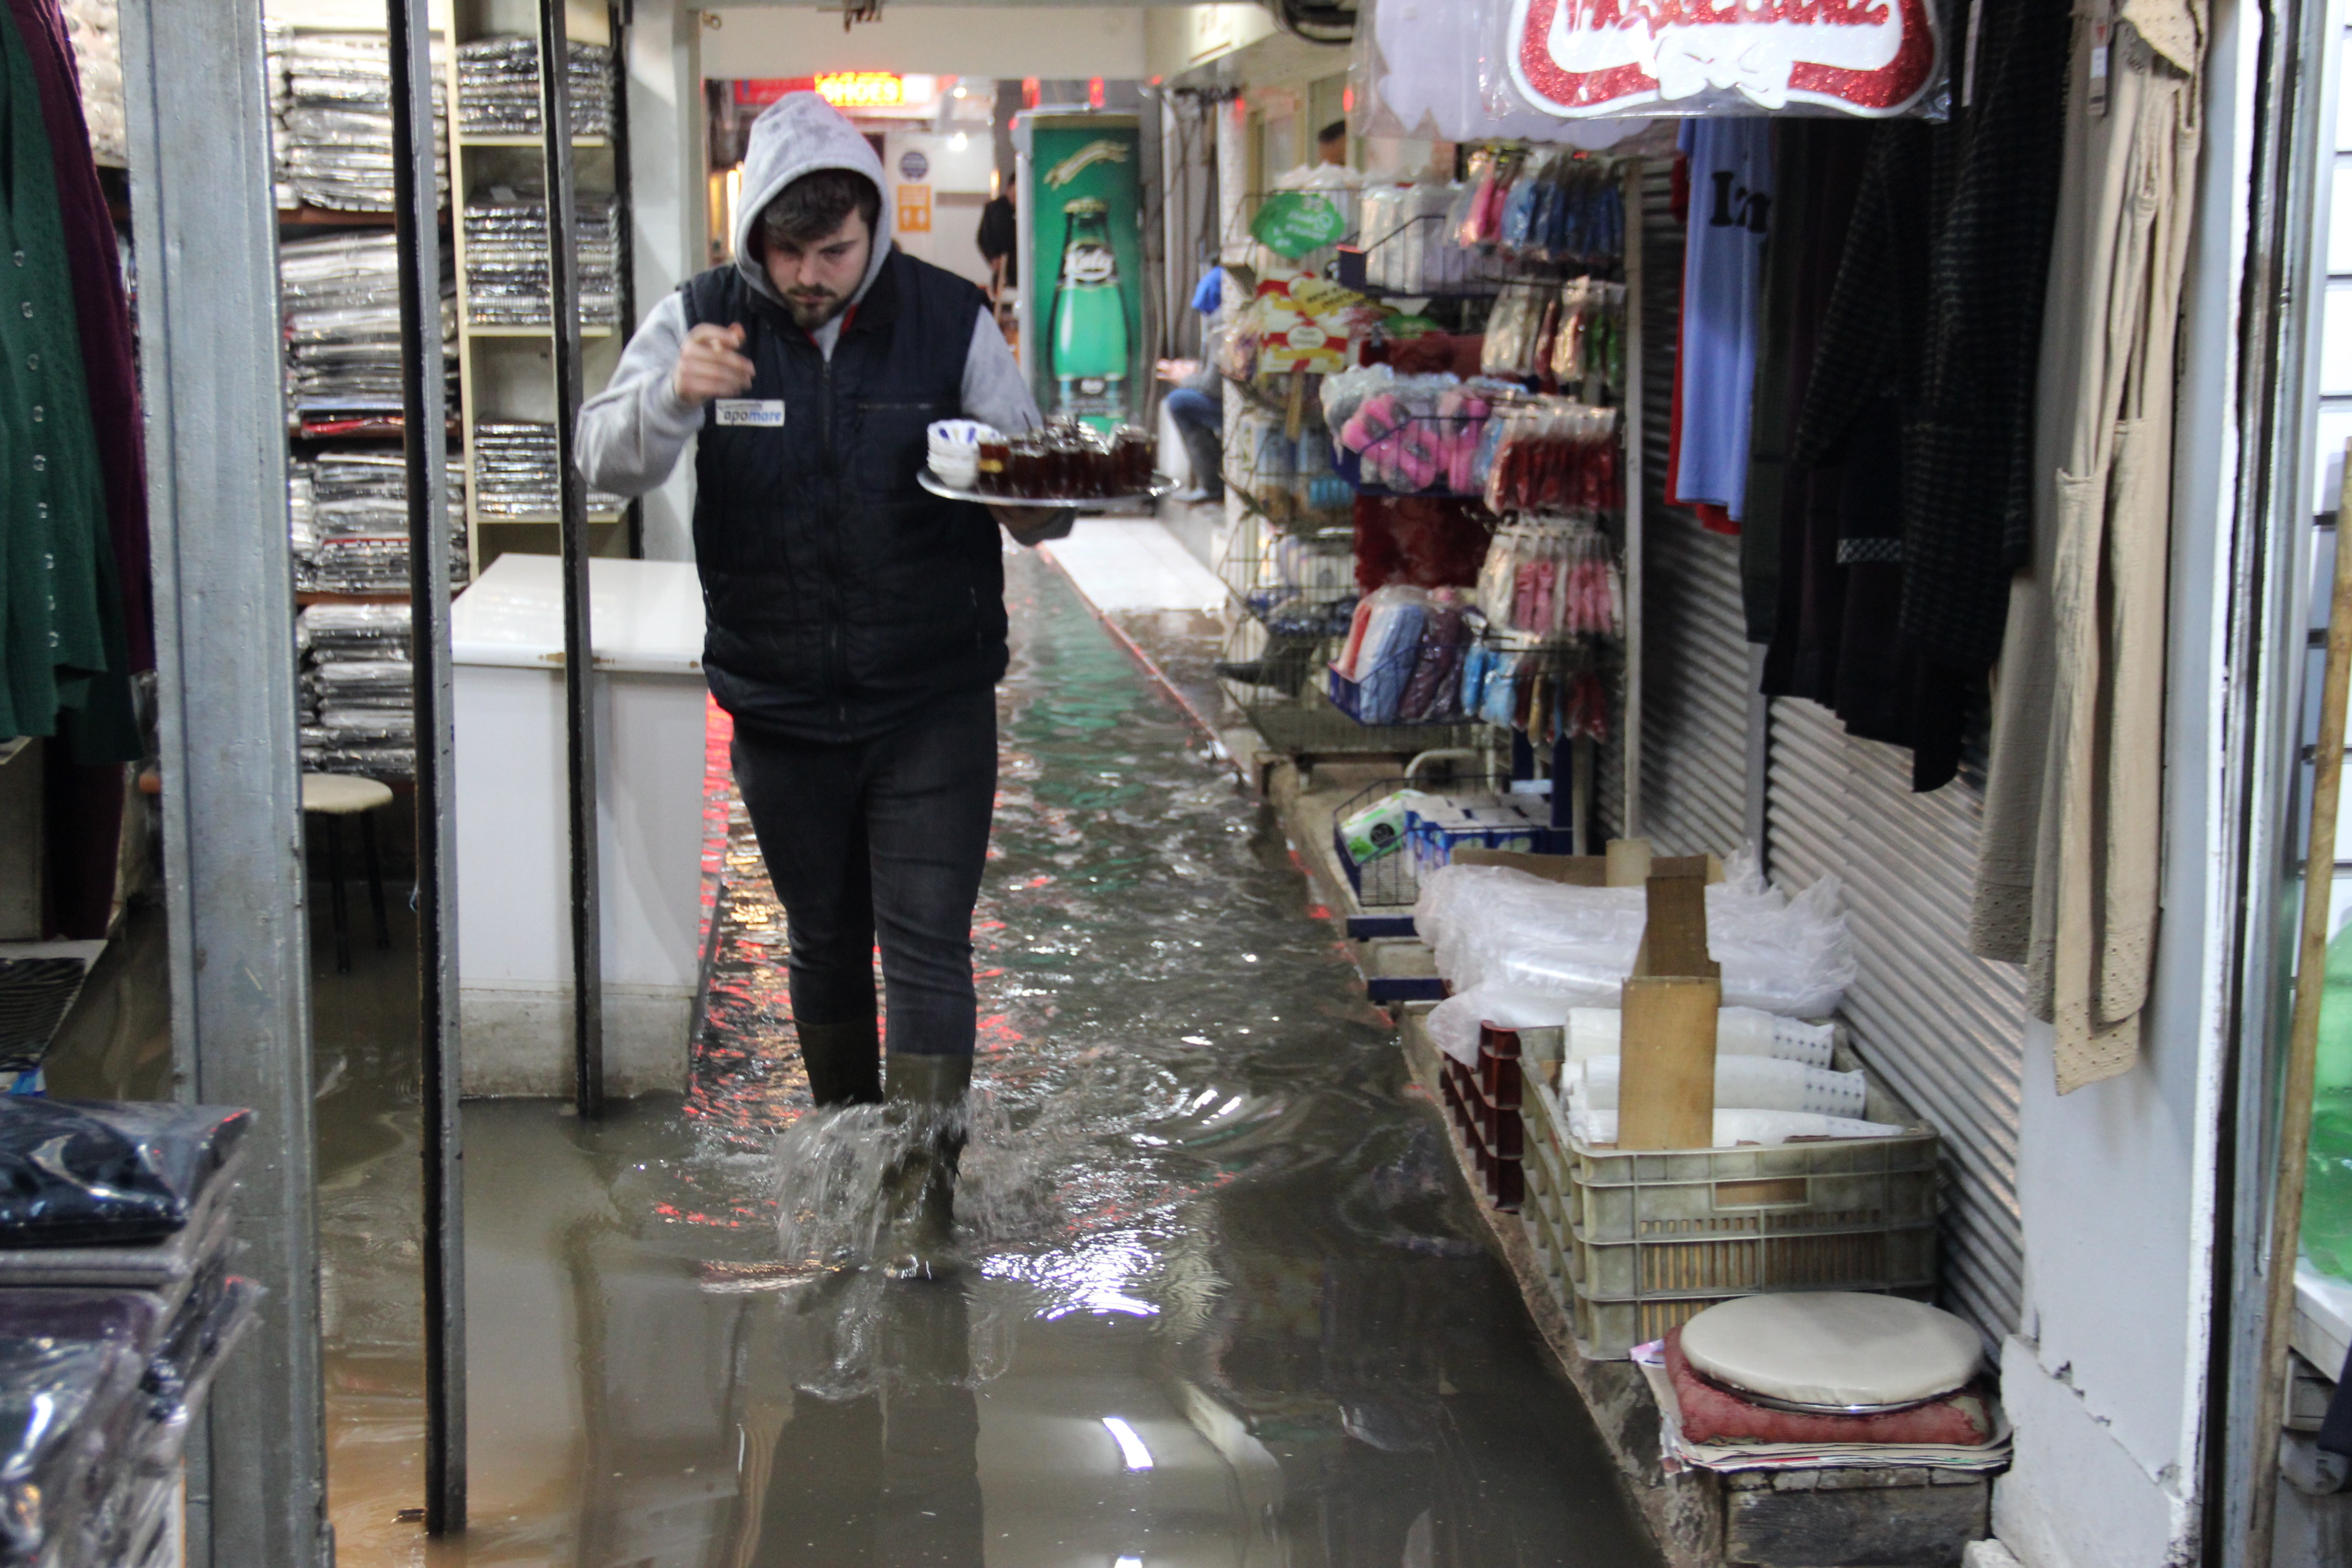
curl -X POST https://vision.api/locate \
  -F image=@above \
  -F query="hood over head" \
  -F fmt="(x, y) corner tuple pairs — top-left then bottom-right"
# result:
(733, 92), (893, 310)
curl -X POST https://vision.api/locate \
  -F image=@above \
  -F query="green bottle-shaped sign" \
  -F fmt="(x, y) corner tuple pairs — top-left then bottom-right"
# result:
(1051, 198), (1128, 409)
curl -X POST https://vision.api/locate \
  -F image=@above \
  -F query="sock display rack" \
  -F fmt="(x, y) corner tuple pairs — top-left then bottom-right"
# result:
(1218, 150), (1647, 855)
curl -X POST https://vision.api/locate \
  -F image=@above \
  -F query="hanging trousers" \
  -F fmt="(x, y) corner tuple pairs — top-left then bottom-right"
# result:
(1971, 1), (2205, 1092)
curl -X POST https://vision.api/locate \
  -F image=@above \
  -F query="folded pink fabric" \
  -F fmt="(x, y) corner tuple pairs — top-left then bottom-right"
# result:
(1664, 1328), (1994, 1448)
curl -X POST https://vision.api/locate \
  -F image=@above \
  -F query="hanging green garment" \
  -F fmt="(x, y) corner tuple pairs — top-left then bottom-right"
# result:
(0, 0), (133, 760)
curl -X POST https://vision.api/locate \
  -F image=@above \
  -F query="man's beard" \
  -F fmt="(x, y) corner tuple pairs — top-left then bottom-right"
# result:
(785, 288), (848, 329)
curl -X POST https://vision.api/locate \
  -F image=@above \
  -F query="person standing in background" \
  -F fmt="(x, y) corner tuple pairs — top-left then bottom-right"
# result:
(1317, 120), (1347, 167)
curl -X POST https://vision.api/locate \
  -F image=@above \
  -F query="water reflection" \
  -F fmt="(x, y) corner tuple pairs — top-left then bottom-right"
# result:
(314, 549), (1658, 1566)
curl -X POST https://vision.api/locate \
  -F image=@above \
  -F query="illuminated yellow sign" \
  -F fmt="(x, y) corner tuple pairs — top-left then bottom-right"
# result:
(815, 73), (905, 109)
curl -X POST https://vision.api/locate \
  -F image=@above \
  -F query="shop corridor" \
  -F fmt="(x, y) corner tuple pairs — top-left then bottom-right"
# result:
(311, 545), (1659, 1567)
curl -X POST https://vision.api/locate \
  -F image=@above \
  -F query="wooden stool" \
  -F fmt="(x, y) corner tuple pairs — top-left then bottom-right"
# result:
(301, 773), (394, 973)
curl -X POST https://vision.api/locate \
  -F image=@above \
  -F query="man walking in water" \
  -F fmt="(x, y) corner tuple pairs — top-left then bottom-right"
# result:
(578, 92), (1048, 1278)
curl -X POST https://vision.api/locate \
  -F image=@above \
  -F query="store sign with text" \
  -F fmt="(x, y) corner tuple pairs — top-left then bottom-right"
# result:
(1506, 0), (1942, 118)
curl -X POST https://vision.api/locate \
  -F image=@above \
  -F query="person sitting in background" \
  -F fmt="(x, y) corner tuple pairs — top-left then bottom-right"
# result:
(1157, 265), (1227, 504)
(1317, 119), (1348, 167)
(1158, 361), (1221, 505)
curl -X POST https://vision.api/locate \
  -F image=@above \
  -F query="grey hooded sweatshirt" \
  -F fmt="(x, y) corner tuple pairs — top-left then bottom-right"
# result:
(575, 92), (1037, 498)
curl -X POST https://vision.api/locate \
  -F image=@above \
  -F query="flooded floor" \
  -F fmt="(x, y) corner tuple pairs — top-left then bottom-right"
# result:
(314, 547), (1659, 1567)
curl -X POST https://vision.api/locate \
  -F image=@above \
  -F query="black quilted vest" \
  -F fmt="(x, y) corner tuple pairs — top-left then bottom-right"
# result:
(682, 250), (1004, 743)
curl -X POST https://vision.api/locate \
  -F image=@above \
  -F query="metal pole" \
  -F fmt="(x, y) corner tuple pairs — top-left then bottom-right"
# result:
(541, 0), (605, 1117)
(386, 0), (466, 1531)
(1620, 157), (1645, 839)
(119, 1), (329, 1563)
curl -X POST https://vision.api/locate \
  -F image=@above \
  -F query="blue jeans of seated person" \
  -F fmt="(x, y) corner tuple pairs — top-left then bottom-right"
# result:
(730, 684), (998, 1057)
(1164, 387), (1223, 499)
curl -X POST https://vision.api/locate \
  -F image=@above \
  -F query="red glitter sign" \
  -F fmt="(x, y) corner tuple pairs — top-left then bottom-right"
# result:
(1508, 0), (1941, 118)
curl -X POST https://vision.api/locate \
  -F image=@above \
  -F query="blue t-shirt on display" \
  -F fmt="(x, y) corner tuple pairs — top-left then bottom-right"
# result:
(1674, 119), (1773, 522)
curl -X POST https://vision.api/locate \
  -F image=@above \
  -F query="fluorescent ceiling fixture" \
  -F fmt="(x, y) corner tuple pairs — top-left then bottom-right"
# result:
(1117, 1558), (1142, 1568)
(1102, 1416), (1153, 1471)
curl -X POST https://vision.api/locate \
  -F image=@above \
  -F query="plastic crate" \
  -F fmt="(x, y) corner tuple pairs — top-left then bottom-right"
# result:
(1516, 1072), (1943, 1360)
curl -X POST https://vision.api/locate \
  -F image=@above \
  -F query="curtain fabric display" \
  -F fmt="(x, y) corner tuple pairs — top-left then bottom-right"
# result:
(1972, 2), (2206, 1093)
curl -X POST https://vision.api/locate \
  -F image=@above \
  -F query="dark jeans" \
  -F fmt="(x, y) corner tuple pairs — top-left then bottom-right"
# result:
(730, 684), (997, 1057)
(1164, 386), (1223, 495)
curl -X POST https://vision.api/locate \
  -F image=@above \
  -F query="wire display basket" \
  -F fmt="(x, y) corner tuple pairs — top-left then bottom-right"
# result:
(1331, 763), (1571, 910)
(1216, 617), (1484, 760)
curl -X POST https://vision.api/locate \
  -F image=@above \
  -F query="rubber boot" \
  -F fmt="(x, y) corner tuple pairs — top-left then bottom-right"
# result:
(798, 1018), (883, 1108)
(877, 1053), (973, 1281)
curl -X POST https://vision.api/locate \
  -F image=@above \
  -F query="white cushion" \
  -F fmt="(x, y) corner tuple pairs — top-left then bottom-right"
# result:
(301, 773), (394, 816)
(1679, 1292), (1984, 1409)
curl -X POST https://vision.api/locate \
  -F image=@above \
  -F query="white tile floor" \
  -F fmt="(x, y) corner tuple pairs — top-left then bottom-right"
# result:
(1035, 517), (1226, 614)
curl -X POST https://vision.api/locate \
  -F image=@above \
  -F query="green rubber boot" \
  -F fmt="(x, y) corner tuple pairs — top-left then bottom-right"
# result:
(877, 1053), (973, 1280)
(798, 1018), (883, 1108)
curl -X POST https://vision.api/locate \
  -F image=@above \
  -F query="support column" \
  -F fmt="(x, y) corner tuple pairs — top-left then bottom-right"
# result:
(119, 1), (328, 1564)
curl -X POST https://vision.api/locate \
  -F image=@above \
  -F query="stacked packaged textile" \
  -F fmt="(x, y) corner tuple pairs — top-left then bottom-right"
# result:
(0, 1099), (261, 1568)
(463, 191), (621, 328)
(290, 450), (468, 597)
(264, 22), (294, 209)
(272, 30), (448, 212)
(280, 232), (457, 430)
(456, 35), (614, 138)
(60, 0), (126, 168)
(472, 421), (624, 519)
(298, 603), (415, 779)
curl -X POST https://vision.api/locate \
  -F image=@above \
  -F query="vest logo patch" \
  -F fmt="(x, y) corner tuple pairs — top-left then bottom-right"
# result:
(715, 398), (786, 428)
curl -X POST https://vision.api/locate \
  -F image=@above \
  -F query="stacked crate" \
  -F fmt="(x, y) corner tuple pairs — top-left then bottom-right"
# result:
(1455, 1024), (1944, 1361)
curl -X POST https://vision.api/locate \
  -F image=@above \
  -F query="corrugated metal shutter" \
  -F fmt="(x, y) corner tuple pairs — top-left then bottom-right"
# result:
(1766, 700), (2028, 1339)
(1608, 160), (1752, 860)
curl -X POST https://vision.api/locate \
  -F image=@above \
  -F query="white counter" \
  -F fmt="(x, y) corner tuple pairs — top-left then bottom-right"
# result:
(451, 554), (706, 1097)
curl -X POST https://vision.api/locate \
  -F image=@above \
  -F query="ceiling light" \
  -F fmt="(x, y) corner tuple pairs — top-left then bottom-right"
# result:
(953, 84), (968, 98)
(950, 132), (968, 152)
(1101, 1417), (1153, 1472)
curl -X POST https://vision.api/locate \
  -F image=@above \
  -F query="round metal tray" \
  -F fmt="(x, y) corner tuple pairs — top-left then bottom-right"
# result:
(918, 468), (1178, 510)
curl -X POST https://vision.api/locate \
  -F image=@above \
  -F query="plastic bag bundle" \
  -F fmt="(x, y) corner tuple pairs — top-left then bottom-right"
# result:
(1576, 1055), (1867, 1118)
(1479, 279), (1627, 390)
(1565, 1107), (1906, 1150)
(1414, 848), (1858, 1018)
(1483, 401), (1621, 514)
(1361, 181), (1509, 295)
(1565, 1006), (1835, 1067)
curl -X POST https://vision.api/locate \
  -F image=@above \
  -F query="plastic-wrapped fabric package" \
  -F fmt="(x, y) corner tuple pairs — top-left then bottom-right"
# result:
(279, 234), (458, 425)
(1414, 848), (1858, 1017)
(0, 1290), (162, 1568)
(473, 421), (626, 519)
(271, 31), (449, 212)
(0, 1102), (250, 1250)
(291, 451), (469, 596)
(464, 191), (622, 328)
(456, 36), (614, 138)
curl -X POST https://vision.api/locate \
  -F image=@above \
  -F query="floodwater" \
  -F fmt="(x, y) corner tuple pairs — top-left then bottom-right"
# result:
(314, 548), (1659, 1567)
